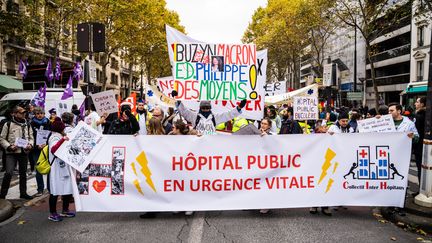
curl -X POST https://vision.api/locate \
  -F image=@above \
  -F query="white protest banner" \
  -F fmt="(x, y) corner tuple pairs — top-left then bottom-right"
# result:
(71, 133), (410, 212)
(265, 84), (318, 105)
(323, 64), (332, 87)
(156, 76), (175, 98)
(358, 114), (396, 133)
(14, 138), (29, 148)
(293, 96), (318, 120)
(90, 90), (118, 115)
(36, 129), (51, 146)
(166, 25), (266, 121)
(55, 122), (106, 173)
(264, 81), (286, 96)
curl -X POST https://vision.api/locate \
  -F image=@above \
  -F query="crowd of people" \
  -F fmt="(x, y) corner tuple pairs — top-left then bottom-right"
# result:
(0, 94), (426, 221)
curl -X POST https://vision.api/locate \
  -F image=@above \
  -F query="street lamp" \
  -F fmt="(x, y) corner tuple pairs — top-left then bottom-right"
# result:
(140, 68), (144, 100)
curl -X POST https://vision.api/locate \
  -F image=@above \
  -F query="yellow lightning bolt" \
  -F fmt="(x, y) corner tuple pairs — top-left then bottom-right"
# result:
(131, 162), (138, 176)
(133, 179), (144, 195)
(332, 162), (339, 174)
(325, 178), (334, 193)
(136, 151), (156, 192)
(318, 148), (336, 184)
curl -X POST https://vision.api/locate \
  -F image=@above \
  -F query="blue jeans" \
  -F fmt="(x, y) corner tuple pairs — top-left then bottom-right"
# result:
(31, 149), (45, 193)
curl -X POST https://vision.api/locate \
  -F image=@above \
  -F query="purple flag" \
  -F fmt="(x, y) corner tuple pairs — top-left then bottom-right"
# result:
(18, 59), (27, 79)
(45, 58), (54, 83)
(55, 59), (61, 81)
(33, 83), (47, 108)
(79, 100), (86, 121)
(61, 75), (74, 100)
(73, 61), (83, 80)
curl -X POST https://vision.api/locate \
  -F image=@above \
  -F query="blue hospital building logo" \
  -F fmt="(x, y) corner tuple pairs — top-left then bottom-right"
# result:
(343, 146), (404, 180)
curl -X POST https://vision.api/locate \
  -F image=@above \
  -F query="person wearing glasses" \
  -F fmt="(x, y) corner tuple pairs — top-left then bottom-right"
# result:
(0, 106), (34, 200)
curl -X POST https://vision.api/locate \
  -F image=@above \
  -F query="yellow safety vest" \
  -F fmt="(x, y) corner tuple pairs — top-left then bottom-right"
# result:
(298, 121), (311, 134)
(232, 117), (249, 133)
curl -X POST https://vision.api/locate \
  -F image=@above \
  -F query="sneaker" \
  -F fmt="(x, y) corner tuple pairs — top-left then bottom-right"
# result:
(20, 194), (33, 200)
(185, 211), (194, 216)
(48, 213), (63, 222)
(321, 208), (332, 216)
(309, 207), (318, 214)
(35, 191), (43, 197)
(60, 211), (76, 218)
(259, 209), (270, 214)
(139, 212), (156, 218)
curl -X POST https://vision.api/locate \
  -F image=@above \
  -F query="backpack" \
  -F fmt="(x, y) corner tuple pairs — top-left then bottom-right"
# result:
(35, 135), (55, 174)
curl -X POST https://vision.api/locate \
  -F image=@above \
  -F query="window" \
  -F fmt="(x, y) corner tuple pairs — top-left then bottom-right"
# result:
(417, 26), (424, 47)
(417, 60), (424, 81)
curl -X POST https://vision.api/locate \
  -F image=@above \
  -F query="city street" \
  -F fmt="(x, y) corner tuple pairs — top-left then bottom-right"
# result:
(0, 161), (429, 243)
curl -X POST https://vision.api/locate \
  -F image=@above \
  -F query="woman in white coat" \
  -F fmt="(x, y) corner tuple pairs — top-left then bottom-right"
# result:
(47, 117), (75, 222)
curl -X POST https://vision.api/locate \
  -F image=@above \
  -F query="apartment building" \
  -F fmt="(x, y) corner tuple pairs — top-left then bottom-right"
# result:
(0, 0), (138, 96)
(406, 0), (431, 107)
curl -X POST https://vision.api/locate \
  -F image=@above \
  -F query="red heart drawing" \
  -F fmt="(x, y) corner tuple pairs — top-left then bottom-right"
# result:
(93, 180), (106, 193)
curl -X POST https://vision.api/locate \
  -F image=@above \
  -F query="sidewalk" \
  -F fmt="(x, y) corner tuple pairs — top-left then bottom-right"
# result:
(0, 172), (48, 223)
(380, 162), (432, 235)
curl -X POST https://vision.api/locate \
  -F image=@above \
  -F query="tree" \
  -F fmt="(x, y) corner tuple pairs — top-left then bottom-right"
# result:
(243, 0), (334, 89)
(333, 0), (412, 109)
(0, 0), (42, 49)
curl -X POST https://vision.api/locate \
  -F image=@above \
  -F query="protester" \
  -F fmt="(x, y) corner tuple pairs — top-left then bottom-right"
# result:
(30, 106), (51, 197)
(267, 106), (281, 133)
(162, 107), (176, 130)
(258, 117), (274, 214)
(413, 97), (426, 192)
(327, 111), (355, 134)
(135, 99), (152, 135)
(48, 108), (57, 123)
(147, 117), (165, 135)
(0, 108), (13, 172)
(231, 117), (250, 133)
(71, 104), (81, 125)
(169, 120), (190, 135)
(47, 117), (75, 222)
(168, 119), (194, 216)
(279, 107), (302, 134)
(387, 102), (418, 216)
(152, 107), (172, 134)
(108, 104), (140, 135)
(366, 108), (377, 118)
(348, 108), (361, 132)
(377, 105), (389, 116)
(0, 106), (34, 200)
(173, 90), (247, 135)
(85, 104), (105, 133)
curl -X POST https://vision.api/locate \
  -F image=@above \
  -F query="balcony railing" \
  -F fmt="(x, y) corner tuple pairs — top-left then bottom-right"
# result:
(365, 73), (410, 87)
(366, 44), (410, 64)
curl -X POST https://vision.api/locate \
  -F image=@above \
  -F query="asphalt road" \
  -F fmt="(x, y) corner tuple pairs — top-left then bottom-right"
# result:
(0, 201), (424, 243)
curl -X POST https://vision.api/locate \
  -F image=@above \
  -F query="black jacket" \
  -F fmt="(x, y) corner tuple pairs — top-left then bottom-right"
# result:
(279, 118), (303, 134)
(108, 114), (140, 135)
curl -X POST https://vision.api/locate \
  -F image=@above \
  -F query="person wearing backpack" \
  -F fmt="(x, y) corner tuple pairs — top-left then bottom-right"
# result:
(172, 90), (247, 135)
(46, 117), (74, 222)
(0, 106), (34, 200)
(279, 107), (303, 135)
(30, 107), (51, 197)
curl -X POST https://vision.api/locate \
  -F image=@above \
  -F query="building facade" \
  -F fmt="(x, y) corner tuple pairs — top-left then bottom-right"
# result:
(0, 0), (139, 97)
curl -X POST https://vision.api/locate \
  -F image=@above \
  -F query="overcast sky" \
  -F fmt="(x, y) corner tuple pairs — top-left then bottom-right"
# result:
(165, 0), (267, 44)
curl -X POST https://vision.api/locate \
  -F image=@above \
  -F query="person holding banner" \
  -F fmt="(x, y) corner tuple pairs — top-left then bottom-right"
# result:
(327, 112), (355, 134)
(108, 104), (140, 135)
(172, 91), (247, 135)
(47, 117), (74, 222)
(279, 107), (302, 134)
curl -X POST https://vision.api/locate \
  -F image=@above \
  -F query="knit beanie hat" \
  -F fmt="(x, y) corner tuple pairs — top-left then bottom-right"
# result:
(51, 117), (65, 133)
(199, 100), (211, 109)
